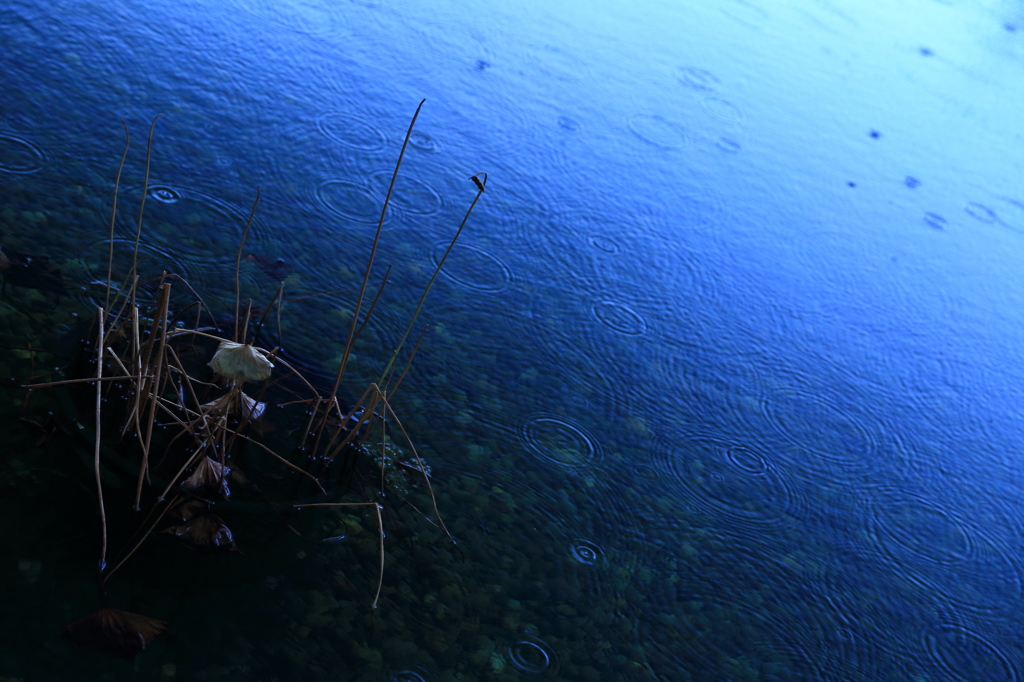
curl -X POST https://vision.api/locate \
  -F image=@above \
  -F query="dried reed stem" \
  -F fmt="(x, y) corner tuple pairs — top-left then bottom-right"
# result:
(95, 308), (108, 573)
(234, 188), (261, 343)
(382, 172), (487, 390)
(105, 121), (130, 314)
(135, 282), (172, 510)
(381, 396), (453, 544)
(328, 99), (425, 400)
(129, 115), (162, 312)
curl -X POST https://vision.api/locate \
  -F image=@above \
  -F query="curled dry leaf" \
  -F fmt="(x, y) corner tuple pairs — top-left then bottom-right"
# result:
(182, 456), (231, 499)
(63, 607), (168, 659)
(208, 341), (273, 383)
(201, 389), (265, 420)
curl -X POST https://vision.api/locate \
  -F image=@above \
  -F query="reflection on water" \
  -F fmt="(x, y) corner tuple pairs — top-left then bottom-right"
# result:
(3, 0), (1024, 679)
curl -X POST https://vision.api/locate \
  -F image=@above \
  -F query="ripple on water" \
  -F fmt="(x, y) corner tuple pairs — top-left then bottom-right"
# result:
(628, 114), (689, 149)
(525, 43), (592, 82)
(865, 487), (1023, 617)
(657, 432), (799, 533)
(590, 299), (648, 335)
(819, 543), (934, 663)
(677, 66), (721, 91)
(760, 386), (878, 477)
(103, 237), (219, 296)
(871, 489), (973, 565)
(568, 539), (604, 566)
(316, 179), (386, 224)
(149, 185), (181, 203)
(507, 635), (556, 674)
(230, 0), (346, 38)
(721, 0), (771, 27)
(556, 115), (580, 132)
(674, 189), (727, 229)
(965, 201), (998, 224)
(651, 344), (768, 434)
(0, 132), (46, 174)
(431, 241), (513, 294)
(701, 97), (746, 125)
(642, 589), (823, 681)
(370, 169), (445, 216)
(716, 137), (742, 153)
(992, 197), (1024, 233)
(924, 212), (948, 229)
(520, 416), (602, 470)
(586, 233), (620, 255)
(113, 184), (272, 293)
(924, 622), (1020, 682)
(408, 129), (439, 153)
(316, 111), (389, 152)
(127, 183), (273, 244)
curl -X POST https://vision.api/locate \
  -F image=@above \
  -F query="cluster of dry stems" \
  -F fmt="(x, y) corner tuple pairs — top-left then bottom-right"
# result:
(29, 101), (486, 658)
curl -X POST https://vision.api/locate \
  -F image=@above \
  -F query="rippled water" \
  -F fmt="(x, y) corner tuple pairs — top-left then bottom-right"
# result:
(3, 0), (1024, 679)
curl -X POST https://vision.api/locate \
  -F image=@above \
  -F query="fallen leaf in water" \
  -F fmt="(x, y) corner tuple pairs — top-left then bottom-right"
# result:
(163, 503), (239, 553)
(63, 607), (168, 659)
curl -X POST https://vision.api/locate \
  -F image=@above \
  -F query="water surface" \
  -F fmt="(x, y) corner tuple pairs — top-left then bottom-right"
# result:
(3, 0), (1024, 679)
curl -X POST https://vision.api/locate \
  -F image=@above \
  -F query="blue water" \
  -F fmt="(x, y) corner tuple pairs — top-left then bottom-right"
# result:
(3, 0), (1024, 679)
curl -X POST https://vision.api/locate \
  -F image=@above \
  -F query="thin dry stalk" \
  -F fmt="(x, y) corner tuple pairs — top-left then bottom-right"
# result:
(386, 324), (427, 399)
(234, 188), (261, 343)
(102, 494), (179, 588)
(135, 282), (172, 510)
(251, 281), (284, 348)
(95, 309), (108, 573)
(381, 172), (488, 391)
(105, 121), (130, 314)
(327, 99), (425, 401)
(379, 392), (453, 544)
(351, 265), (391, 344)
(124, 294), (143, 441)
(232, 431), (326, 494)
(26, 374), (151, 389)
(323, 388), (382, 466)
(130, 115), (162, 301)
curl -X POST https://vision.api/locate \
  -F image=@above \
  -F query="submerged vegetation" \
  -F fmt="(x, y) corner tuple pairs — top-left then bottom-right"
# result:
(13, 101), (487, 658)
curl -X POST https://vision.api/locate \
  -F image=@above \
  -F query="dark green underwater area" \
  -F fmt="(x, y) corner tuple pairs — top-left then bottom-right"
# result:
(4, 0), (1024, 680)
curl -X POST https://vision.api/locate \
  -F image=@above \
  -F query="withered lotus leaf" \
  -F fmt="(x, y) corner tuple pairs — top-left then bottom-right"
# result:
(171, 498), (208, 522)
(163, 509), (239, 553)
(182, 456), (231, 499)
(208, 341), (273, 383)
(63, 607), (168, 659)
